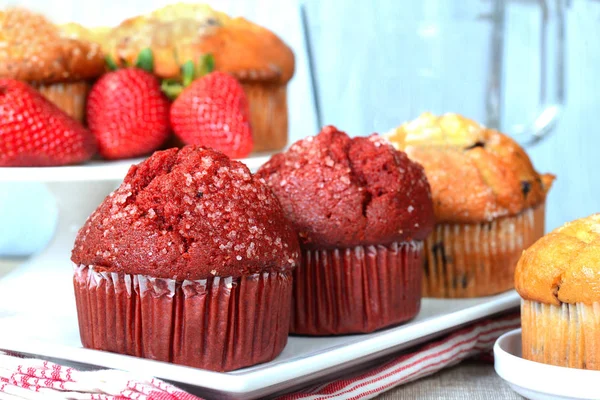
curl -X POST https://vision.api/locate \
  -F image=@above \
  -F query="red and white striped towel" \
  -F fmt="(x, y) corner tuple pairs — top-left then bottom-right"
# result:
(0, 313), (519, 400)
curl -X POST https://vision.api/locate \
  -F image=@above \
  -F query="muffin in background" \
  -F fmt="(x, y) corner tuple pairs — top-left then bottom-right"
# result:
(257, 126), (435, 335)
(103, 3), (295, 153)
(385, 112), (554, 298)
(515, 214), (600, 370)
(71, 146), (299, 371)
(0, 8), (105, 122)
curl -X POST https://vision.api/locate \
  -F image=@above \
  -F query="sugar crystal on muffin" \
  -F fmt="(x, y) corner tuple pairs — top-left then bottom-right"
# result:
(72, 145), (299, 279)
(72, 145), (299, 371)
(257, 126), (435, 335)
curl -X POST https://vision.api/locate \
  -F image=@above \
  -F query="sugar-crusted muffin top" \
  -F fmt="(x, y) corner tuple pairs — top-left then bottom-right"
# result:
(385, 112), (554, 223)
(71, 146), (300, 279)
(515, 214), (600, 306)
(256, 126), (435, 249)
(0, 8), (105, 83)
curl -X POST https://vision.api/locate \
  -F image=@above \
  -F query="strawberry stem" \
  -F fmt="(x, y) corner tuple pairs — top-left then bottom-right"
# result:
(161, 79), (184, 100)
(105, 55), (118, 71)
(196, 54), (215, 77)
(135, 48), (154, 73)
(181, 61), (195, 87)
(160, 53), (216, 99)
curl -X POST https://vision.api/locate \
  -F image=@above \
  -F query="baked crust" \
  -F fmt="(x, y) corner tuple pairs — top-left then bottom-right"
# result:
(71, 146), (300, 280)
(515, 214), (600, 306)
(256, 126), (435, 248)
(0, 8), (105, 83)
(385, 113), (554, 223)
(102, 3), (295, 84)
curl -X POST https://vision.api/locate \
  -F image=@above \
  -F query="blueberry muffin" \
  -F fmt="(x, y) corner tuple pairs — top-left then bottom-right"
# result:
(385, 113), (554, 297)
(516, 214), (600, 369)
(103, 3), (295, 153)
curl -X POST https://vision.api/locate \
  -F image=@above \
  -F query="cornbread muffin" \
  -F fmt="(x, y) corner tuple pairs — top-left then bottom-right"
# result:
(103, 3), (295, 153)
(0, 8), (105, 121)
(516, 214), (600, 370)
(72, 146), (300, 371)
(385, 113), (554, 298)
(257, 126), (435, 335)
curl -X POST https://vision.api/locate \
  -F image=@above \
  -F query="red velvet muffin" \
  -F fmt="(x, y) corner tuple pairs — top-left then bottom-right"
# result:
(256, 126), (435, 335)
(71, 146), (300, 371)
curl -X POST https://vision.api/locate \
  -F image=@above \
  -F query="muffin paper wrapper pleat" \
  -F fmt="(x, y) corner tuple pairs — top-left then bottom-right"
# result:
(423, 203), (546, 298)
(521, 299), (600, 370)
(290, 241), (423, 335)
(242, 83), (288, 153)
(74, 265), (292, 372)
(33, 82), (90, 123)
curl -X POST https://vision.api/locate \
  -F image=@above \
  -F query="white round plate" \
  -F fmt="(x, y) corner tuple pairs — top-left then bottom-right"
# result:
(494, 329), (600, 400)
(0, 154), (272, 182)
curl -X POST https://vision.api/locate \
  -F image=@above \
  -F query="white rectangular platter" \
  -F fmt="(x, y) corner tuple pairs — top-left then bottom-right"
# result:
(0, 259), (519, 399)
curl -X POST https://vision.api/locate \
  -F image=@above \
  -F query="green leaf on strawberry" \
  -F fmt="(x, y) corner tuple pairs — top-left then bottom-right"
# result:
(196, 54), (215, 77)
(161, 79), (184, 100)
(105, 55), (118, 71)
(160, 54), (216, 100)
(104, 48), (154, 72)
(181, 60), (195, 87)
(135, 48), (154, 73)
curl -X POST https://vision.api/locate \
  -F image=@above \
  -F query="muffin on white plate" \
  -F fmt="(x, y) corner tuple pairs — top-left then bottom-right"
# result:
(515, 214), (600, 370)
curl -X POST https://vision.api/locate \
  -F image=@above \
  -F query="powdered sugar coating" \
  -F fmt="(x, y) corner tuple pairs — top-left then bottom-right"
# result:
(256, 126), (435, 248)
(72, 146), (300, 279)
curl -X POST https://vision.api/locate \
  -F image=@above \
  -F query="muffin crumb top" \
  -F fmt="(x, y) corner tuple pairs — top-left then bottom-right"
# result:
(257, 126), (435, 248)
(0, 8), (105, 83)
(515, 214), (600, 306)
(385, 112), (554, 223)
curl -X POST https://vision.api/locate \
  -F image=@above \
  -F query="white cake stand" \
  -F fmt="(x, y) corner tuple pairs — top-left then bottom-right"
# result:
(0, 155), (271, 282)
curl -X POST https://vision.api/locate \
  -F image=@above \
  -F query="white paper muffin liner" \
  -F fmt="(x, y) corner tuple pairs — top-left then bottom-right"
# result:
(33, 81), (90, 122)
(242, 83), (288, 152)
(521, 299), (600, 370)
(423, 203), (545, 298)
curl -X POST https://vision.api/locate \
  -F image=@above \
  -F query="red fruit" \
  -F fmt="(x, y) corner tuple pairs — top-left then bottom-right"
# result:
(0, 79), (96, 167)
(170, 71), (253, 159)
(87, 68), (171, 160)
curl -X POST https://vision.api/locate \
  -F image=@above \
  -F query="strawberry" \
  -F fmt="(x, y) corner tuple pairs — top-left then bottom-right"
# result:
(0, 79), (96, 167)
(87, 51), (170, 160)
(169, 70), (253, 159)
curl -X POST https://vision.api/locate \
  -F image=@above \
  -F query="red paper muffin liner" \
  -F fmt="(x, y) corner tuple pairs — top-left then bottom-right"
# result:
(73, 265), (293, 372)
(290, 241), (423, 335)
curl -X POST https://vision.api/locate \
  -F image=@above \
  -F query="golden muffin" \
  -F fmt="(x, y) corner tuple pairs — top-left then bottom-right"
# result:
(516, 214), (600, 370)
(102, 3), (295, 153)
(0, 8), (105, 122)
(385, 112), (554, 298)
